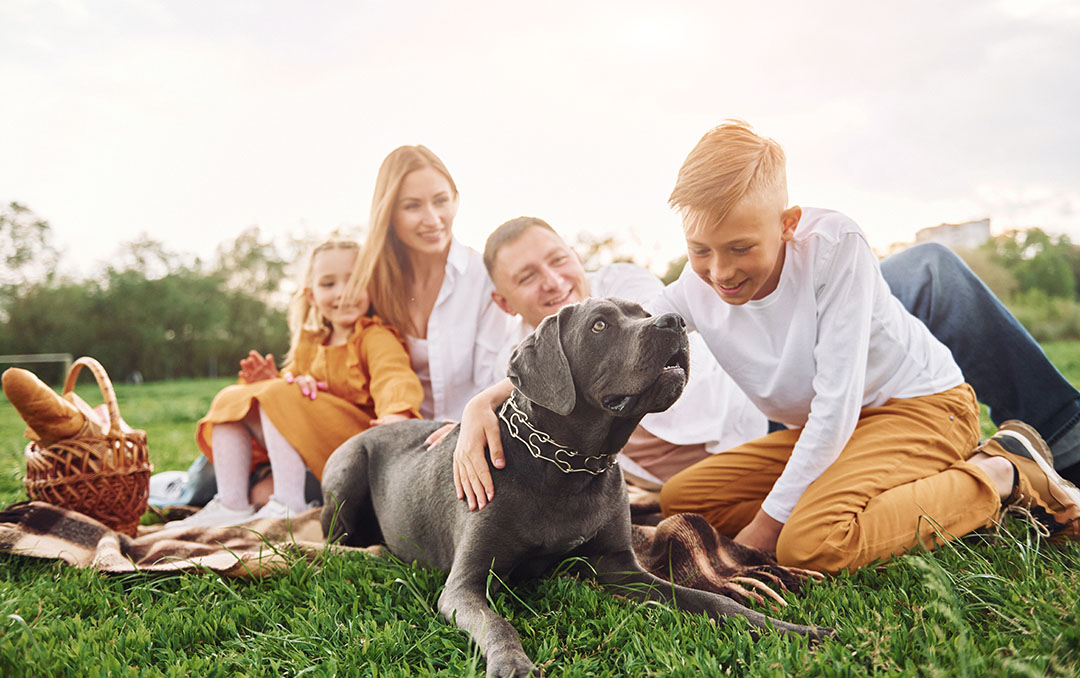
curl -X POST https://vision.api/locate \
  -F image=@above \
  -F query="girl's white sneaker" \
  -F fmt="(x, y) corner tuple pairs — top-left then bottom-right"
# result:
(245, 496), (318, 523)
(162, 495), (254, 530)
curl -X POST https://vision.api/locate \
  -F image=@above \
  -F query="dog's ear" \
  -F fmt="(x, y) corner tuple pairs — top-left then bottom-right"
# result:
(507, 310), (575, 415)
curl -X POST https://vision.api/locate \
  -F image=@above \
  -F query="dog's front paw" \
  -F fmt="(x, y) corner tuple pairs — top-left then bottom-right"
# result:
(487, 651), (539, 678)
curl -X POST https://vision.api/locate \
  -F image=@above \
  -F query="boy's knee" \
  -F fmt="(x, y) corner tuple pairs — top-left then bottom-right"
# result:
(658, 473), (697, 517)
(776, 522), (857, 575)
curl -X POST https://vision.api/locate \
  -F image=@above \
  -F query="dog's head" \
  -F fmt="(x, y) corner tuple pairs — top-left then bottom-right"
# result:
(507, 297), (689, 417)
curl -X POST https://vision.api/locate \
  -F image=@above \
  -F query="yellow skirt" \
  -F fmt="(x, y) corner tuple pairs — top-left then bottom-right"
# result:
(195, 378), (372, 481)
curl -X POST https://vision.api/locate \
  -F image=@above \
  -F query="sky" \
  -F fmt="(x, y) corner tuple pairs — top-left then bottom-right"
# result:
(3, 0), (1080, 277)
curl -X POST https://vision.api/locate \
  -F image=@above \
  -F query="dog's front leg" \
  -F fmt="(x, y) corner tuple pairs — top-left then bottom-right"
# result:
(583, 547), (833, 641)
(438, 566), (538, 678)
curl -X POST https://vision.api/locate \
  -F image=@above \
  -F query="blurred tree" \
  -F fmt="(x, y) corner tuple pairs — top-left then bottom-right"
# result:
(0, 202), (60, 291)
(572, 232), (639, 271)
(0, 229), (288, 382)
(981, 228), (1077, 300)
(214, 226), (291, 305)
(0, 282), (94, 382)
(661, 255), (688, 286)
(955, 248), (1019, 301)
(110, 233), (180, 279)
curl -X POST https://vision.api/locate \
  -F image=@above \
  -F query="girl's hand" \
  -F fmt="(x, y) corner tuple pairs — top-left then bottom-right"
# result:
(238, 351), (278, 382)
(425, 421), (457, 448)
(284, 372), (327, 400)
(733, 508), (784, 555)
(452, 379), (513, 511)
(371, 412), (410, 426)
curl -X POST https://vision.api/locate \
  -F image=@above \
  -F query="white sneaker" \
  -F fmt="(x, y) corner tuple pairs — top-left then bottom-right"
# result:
(245, 496), (314, 523)
(148, 471), (188, 507)
(162, 495), (254, 530)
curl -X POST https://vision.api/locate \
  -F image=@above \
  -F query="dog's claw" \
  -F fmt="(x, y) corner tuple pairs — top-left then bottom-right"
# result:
(487, 652), (539, 677)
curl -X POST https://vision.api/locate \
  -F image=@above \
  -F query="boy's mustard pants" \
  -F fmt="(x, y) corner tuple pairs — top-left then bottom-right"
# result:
(659, 384), (1002, 574)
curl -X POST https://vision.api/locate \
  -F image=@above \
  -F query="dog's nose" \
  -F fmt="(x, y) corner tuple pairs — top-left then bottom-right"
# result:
(652, 313), (685, 330)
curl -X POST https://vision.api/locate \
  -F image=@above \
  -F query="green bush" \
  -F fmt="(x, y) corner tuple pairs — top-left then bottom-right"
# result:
(1007, 289), (1080, 342)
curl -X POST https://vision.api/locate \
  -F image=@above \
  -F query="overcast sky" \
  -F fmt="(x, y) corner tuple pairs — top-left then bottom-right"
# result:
(3, 0), (1079, 276)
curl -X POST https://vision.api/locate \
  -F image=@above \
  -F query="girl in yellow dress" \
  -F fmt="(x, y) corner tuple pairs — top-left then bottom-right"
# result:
(166, 239), (423, 528)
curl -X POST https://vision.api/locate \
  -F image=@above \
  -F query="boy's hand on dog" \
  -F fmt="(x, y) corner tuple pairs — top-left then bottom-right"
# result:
(452, 380), (512, 510)
(734, 509), (784, 555)
(238, 350), (278, 383)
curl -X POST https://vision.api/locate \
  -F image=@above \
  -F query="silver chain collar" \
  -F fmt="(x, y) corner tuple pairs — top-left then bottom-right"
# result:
(497, 393), (618, 475)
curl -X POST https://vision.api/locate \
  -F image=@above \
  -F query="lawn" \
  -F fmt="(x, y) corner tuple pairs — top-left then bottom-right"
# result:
(1, 346), (1079, 676)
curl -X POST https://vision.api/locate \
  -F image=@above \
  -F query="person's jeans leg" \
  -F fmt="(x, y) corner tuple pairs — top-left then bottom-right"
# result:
(881, 242), (1080, 482)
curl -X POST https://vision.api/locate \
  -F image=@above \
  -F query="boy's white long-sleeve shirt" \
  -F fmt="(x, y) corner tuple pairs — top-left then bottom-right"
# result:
(648, 208), (963, 522)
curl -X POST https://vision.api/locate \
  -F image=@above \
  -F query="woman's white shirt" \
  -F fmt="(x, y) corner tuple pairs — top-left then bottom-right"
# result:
(409, 238), (516, 421)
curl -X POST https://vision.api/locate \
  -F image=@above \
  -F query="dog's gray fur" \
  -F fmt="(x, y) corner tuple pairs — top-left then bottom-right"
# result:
(322, 297), (830, 677)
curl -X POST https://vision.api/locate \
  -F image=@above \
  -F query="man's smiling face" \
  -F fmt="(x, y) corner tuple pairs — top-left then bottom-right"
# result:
(490, 226), (591, 328)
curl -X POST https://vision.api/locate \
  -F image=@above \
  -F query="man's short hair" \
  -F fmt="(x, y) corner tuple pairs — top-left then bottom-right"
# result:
(483, 216), (559, 277)
(668, 120), (788, 229)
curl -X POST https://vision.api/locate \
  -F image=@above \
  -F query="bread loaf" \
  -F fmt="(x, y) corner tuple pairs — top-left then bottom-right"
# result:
(2, 367), (86, 442)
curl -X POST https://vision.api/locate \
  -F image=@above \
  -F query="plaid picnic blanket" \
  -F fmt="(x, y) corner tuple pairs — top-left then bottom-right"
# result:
(0, 500), (819, 606)
(0, 501), (370, 578)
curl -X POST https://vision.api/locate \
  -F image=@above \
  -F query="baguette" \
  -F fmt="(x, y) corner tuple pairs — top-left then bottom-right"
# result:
(2, 367), (86, 442)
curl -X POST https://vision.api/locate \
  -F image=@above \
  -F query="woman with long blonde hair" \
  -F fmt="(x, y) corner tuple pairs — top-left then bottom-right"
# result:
(345, 145), (514, 422)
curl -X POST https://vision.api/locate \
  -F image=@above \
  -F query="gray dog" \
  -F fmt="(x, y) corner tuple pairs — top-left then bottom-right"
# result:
(321, 297), (830, 677)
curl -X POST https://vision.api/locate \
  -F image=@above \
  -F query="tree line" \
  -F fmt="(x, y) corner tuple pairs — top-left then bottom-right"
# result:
(1, 203), (297, 383)
(961, 227), (1080, 342)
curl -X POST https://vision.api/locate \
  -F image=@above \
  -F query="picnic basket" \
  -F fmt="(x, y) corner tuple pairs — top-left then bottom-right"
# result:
(22, 357), (152, 536)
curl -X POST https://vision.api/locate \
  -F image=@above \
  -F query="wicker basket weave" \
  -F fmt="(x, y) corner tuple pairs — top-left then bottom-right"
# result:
(23, 357), (152, 536)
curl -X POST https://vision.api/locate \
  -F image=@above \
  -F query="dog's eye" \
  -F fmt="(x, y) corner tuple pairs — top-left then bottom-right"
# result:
(591, 319), (607, 333)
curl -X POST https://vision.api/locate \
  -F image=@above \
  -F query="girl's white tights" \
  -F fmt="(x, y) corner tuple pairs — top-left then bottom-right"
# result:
(210, 417), (254, 510)
(259, 407), (309, 512)
(210, 405), (310, 512)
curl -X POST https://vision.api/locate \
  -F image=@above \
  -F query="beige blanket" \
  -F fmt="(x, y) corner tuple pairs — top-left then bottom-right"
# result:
(0, 500), (819, 606)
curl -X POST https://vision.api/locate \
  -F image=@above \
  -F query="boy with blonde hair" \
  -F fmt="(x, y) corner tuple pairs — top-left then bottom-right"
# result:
(654, 120), (1080, 573)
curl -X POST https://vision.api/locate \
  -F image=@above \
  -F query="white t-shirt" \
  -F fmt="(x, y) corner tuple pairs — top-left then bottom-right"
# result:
(486, 262), (769, 454)
(650, 208), (964, 522)
(410, 238), (517, 421)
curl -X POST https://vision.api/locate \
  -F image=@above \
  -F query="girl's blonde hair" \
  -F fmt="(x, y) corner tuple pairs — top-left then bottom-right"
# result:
(344, 145), (458, 337)
(283, 239), (361, 366)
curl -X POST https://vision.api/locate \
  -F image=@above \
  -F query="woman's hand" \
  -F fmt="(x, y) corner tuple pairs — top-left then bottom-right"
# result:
(284, 372), (327, 400)
(238, 350), (278, 383)
(371, 412), (410, 426)
(733, 508), (784, 555)
(453, 379), (514, 511)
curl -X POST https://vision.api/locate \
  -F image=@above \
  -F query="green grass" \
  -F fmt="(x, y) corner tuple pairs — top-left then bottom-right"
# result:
(1, 353), (1079, 676)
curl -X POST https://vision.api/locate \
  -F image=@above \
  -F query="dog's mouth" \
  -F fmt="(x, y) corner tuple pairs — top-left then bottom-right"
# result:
(663, 346), (689, 377)
(601, 347), (689, 414)
(601, 393), (635, 413)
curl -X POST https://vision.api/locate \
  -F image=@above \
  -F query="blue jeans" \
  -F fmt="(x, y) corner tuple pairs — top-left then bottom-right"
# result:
(881, 242), (1080, 483)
